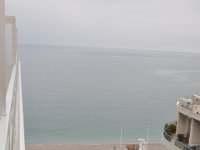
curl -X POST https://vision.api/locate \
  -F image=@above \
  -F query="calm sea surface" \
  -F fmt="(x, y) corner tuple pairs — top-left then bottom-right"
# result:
(20, 45), (200, 144)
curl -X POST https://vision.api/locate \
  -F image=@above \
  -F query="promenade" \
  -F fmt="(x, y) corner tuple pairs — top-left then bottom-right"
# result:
(26, 143), (167, 150)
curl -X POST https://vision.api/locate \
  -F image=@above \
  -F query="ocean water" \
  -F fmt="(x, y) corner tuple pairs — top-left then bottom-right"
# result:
(20, 45), (200, 144)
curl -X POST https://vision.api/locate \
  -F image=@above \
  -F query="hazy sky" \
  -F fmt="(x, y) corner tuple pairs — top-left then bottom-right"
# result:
(5, 0), (200, 52)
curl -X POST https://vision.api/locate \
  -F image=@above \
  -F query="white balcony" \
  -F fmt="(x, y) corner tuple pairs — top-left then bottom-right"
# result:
(0, 1), (25, 149)
(0, 62), (25, 150)
(177, 95), (200, 122)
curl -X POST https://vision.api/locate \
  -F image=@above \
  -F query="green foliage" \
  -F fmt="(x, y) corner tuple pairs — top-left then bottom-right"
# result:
(165, 123), (176, 136)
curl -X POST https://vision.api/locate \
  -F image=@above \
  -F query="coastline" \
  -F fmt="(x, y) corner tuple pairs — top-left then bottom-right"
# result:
(26, 144), (128, 150)
(26, 143), (166, 150)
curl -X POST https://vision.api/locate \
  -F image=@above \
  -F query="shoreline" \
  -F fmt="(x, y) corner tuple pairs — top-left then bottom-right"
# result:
(26, 144), (129, 150)
(26, 143), (166, 150)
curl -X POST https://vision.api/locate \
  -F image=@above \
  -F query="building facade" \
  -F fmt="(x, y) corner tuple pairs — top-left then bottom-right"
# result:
(0, 0), (25, 150)
(163, 95), (200, 150)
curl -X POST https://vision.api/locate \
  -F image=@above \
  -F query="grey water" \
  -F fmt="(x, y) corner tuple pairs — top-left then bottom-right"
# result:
(20, 45), (200, 144)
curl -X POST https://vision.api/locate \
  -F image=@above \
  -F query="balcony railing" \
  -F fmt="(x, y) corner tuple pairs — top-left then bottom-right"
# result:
(177, 96), (200, 123)
(0, 9), (25, 150)
(0, 55), (25, 150)
(177, 95), (200, 113)
(163, 122), (193, 150)
(178, 99), (193, 111)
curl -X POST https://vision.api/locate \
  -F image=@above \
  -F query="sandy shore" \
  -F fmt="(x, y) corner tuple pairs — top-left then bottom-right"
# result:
(26, 143), (166, 150)
(26, 144), (132, 150)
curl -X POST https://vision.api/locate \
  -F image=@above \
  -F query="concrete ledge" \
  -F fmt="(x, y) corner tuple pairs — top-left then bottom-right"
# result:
(177, 103), (200, 122)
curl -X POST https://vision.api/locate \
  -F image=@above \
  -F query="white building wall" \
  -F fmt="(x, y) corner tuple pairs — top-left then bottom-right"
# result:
(0, 1), (25, 150)
(176, 113), (190, 135)
(5, 16), (17, 92)
(0, 0), (6, 116)
(189, 119), (200, 146)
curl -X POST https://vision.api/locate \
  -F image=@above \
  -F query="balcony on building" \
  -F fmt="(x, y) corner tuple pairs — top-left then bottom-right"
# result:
(163, 95), (200, 150)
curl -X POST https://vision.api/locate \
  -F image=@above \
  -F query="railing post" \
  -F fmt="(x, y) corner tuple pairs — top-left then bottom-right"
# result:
(0, 0), (6, 116)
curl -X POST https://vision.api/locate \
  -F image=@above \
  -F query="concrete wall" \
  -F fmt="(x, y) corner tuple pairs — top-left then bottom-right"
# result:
(0, 0), (6, 116)
(189, 119), (200, 146)
(176, 113), (190, 135)
(5, 16), (17, 91)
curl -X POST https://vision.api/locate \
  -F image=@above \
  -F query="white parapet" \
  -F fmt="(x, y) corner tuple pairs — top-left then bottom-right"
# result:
(177, 98), (200, 122)
(192, 95), (200, 102)
(0, 65), (17, 150)
(18, 62), (26, 150)
(0, 0), (25, 149)
(0, 0), (6, 116)
(0, 62), (25, 150)
(192, 105), (200, 114)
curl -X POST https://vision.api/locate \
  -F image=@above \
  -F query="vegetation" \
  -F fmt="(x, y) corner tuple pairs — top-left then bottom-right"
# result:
(165, 123), (176, 136)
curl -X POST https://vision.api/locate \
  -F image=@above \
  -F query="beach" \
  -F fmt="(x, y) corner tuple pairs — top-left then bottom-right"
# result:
(26, 143), (166, 150)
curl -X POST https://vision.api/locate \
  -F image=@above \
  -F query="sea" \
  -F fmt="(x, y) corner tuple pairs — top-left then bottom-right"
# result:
(20, 45), (200, 144)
